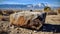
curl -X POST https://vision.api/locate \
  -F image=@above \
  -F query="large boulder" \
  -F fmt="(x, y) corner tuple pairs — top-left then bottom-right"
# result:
(10, 11), (46, 30)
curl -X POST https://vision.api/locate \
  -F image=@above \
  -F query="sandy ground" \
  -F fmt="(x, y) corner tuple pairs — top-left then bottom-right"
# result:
(45, 14), (60, 25)
(0, 21), (60, 34)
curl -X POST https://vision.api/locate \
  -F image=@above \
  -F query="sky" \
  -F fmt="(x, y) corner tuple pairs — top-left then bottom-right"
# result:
(0, 0), (60, 7)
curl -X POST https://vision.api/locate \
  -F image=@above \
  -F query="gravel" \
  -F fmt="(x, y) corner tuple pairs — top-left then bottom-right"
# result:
(0, 21), (60, 34)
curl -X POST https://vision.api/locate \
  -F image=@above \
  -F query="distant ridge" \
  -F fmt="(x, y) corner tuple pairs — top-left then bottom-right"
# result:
(0, 4), (59, 10)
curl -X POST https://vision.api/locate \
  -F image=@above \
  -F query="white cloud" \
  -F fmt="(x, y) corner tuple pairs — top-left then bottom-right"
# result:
(38, 3), (41, 7)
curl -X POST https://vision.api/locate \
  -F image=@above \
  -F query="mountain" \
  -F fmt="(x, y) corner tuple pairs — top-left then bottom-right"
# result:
(0, 4), (59, 10)
(0, 3), (45, 9)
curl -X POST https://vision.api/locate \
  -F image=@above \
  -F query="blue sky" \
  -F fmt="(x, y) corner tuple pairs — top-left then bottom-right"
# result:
(0, 0), (60, 7)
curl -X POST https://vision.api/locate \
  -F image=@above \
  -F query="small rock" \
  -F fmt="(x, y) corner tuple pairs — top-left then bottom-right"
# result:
(33, 30), (38, 33)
